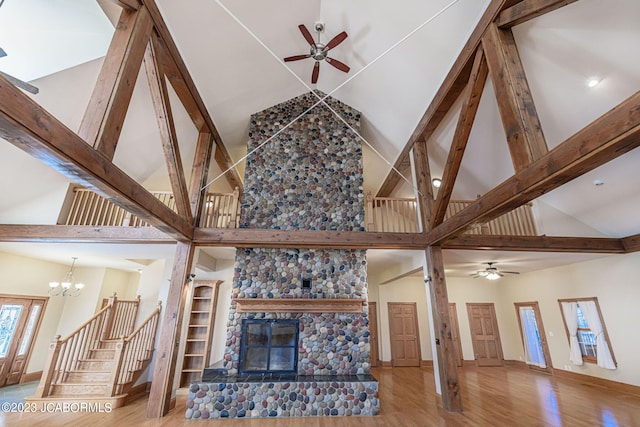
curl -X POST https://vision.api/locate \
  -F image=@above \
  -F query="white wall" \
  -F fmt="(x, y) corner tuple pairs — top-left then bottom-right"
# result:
(94, 267), (139, 312)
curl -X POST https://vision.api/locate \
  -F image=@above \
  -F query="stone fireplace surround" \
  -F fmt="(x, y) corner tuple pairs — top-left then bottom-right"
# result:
(185, 93), (379, 419)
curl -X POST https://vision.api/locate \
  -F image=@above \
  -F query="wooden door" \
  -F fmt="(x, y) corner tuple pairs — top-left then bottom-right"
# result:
(449, 303), (463, 367)
(466, 303), (504, 367)
(388, 302), (421, 367)
(515, 301), (553, 374)
(368, 302), (379, 367)
(0, 297), (46, 386)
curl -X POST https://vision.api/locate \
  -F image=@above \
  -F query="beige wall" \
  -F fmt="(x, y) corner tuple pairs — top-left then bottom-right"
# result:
(94, 268), (140, 312)
(372, 252), (640, 388)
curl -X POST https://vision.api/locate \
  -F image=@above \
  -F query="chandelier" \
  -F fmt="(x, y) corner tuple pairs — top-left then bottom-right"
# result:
(49, 257), (84, 297)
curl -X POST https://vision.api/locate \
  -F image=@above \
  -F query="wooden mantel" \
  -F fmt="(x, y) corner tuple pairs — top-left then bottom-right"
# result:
(233, 298), (366, 314)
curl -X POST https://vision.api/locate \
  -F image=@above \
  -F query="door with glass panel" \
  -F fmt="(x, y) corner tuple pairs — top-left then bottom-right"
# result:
(0, 297), (46, 386)
(515, 302), (553, 374)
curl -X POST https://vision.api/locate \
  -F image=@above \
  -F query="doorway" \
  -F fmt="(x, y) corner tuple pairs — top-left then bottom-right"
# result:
(466, 303), (504, 367)
(449, 303), (463, 367)
(0, 296), (47, 386)
(369, 302), (379, 367)
(388, 302), (421, 367)
(515, 301), (553, 374)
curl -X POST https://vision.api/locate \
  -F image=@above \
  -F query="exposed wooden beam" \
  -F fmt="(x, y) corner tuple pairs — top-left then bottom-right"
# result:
(0, 225), (174, 244)
(443, 235), (626, 253)
(141, 1), (243, 190)
(427, 90), (640, 245)
(482, 22), (548, 172)
(147, 241), (194, 418)
(622, 234), (640, 253)
(78, 6), (153, 160)
(144, 35), (192, 219)
(376, 0), (516, 197)
(411, 139), (434, 232)
(379, 267), (423, 285)
(193, 228), (429, 250)
(425, 245), (462, 412)
(497, 0), (579, 28)
(431, 47), (489, 228)
(111, 0), (141, 10)
(0, 74), (193, 241)
(188, 132), (214, 225)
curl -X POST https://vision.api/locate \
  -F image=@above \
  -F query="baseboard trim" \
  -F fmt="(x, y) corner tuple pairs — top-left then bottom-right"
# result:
(21, 371), (42, 383)
(552, 368), (640, 397)
(420, 360), (433, 368)
(380, 361), (393, 368)
(169, 396), (177, 410)
(126, 381), (151, 403)
(504, 359), (528, 369)
(463, 360), (476, 367)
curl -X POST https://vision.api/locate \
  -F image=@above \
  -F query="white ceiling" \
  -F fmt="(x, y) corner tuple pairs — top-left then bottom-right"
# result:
(0, 0), (638, 277)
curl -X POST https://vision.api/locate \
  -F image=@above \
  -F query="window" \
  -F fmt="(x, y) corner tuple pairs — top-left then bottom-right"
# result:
(558, 297), (616, 369)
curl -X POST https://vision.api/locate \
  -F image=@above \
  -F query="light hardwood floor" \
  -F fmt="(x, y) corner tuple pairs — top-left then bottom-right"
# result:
(2, 366), (639, 426)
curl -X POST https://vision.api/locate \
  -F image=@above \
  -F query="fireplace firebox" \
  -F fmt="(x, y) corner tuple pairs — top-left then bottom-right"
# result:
(239, 319), (299, 375)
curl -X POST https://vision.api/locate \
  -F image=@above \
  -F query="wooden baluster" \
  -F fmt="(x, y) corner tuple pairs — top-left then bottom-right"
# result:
(101, 292), (118, 341)
(35, 335), (62, 398)
(365, 192), (374, 231)
(228, 186), (240, 228)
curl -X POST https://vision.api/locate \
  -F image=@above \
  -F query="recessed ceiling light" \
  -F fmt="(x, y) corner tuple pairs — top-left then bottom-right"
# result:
(586, 77), (601, 88)
(593, 179), (604, 186)
(432, 178), (442, 188)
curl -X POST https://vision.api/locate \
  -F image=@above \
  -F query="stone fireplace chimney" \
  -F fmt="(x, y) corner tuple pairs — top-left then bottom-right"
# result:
(188, 92), (379, 419)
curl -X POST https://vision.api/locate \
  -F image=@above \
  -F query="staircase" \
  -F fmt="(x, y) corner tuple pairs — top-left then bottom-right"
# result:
(27, 294), (162, 408)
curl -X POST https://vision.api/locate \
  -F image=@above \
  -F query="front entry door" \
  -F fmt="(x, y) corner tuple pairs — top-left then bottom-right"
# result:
(0, 297), (46, 386)
(515, 301), (553, 374)
(466, 303), (504, 367)
(388, 302), (421, 367)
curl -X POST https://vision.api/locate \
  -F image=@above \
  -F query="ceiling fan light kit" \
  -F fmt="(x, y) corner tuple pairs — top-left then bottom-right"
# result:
(284, 23), (351, 84)
(472, 262), (520, 281)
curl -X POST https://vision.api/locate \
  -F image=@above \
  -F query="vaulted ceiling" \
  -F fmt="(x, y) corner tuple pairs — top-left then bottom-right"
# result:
(0, 0), (638, 276)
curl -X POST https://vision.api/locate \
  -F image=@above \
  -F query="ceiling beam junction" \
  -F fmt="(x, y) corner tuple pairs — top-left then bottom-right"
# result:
(0, 74), (193, 241)
(497, 0), (580, 28)
(427, 89), (640, 246)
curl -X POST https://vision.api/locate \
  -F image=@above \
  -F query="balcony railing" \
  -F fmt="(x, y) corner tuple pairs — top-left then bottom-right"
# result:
(62, 187), (239, 229)
(365, 192), (538, 235)
(62, 187), (537, 236)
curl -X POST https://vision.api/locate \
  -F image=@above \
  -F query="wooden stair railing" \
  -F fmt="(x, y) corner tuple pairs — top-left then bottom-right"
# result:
(109, 301), (162, 396)
(34, 293), (153, 402)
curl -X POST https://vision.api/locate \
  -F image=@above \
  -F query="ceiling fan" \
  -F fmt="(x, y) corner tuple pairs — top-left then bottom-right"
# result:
(471, 262), (520, 280)
(284, 23), (350, 84)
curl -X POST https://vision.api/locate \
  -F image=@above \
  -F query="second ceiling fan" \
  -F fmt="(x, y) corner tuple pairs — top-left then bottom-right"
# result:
(284, 23), (350, 84)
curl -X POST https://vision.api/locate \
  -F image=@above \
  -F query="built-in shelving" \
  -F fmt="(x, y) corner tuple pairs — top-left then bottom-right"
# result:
(179, 280), (222, 387)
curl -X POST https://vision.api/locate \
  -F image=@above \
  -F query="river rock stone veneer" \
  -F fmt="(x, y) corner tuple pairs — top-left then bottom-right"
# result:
(187, 92), (378, 420)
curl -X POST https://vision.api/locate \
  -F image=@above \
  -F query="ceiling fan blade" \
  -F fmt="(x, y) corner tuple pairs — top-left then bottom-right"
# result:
(501, 271), (520, 275)
(325, 31), (348, 50)
(0, 47), (7, 58)
(325, 57), (350, 73)
(0, 70), (39, 94)
(284, 54), (311, 62)
(311, 61), (320, 84)
(298, 24), (315, 46)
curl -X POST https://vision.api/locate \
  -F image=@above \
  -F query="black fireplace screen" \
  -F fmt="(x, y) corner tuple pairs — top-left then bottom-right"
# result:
(239, 319), (299, 375)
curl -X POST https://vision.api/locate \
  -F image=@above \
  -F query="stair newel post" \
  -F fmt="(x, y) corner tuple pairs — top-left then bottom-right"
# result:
(228, 186), (240, 228)
(129, 294), (142, 335)
(366, 191), (375, 231)
(106, 336), (126, 397)
(101, 292), (118, 341)
(35, 335), (62, 398)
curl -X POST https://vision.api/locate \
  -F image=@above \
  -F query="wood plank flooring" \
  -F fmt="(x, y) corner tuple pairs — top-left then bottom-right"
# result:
(1, 366), (639, 426)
